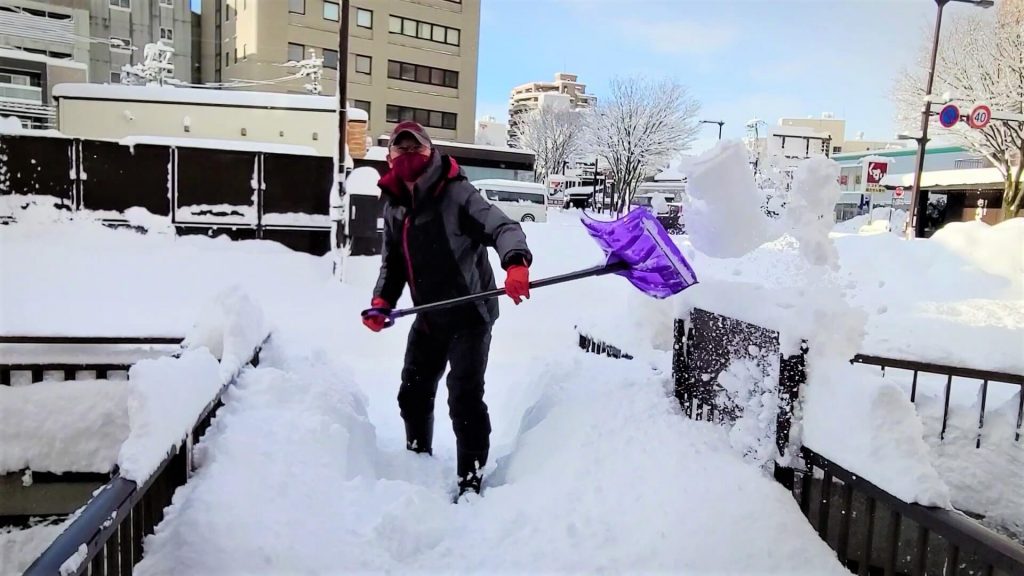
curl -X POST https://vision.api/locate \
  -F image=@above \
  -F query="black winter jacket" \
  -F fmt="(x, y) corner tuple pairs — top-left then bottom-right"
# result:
(374, 151), (532, 328)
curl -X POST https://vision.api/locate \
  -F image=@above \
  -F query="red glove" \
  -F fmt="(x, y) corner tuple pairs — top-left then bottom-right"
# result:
(362, 297), (391, 332)
(505, 265), (530, 305)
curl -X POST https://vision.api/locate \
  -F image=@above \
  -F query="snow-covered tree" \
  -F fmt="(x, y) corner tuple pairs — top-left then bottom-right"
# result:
(587, 77), (700, 212)
(511, 105), (585, 183)
(893, 1), (1024, 219)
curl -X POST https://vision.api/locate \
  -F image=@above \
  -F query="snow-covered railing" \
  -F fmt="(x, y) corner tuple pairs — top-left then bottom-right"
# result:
(851, 354), (1024, 444)
(795, 446), (1024, 576)
(671, 308), (1024, 574)
(0, 336), (183, 386)
(577, 331), (634, 360)
(23, 333), (268, 575)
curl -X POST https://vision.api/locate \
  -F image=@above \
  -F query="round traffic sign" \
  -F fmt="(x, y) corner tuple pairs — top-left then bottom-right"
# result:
(938, 104), (960, 128)
(968, 105), (991, 130)
(894, 187), (904, 199)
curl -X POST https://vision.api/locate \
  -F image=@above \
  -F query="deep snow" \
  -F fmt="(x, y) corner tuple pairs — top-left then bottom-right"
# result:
(1, 171), (1021, 571)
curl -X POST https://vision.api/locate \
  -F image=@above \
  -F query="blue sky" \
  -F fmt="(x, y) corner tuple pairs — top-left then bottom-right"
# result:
(476, 0), (954, 153)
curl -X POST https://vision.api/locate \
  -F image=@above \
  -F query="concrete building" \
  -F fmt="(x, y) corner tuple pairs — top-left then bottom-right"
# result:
(507, 73), (595, 146)
(53, 83), (370, 157)
(0, 1), (192, 87)
(0, 47), (86, 128)
(474, 115), (506, 147)
(201, 0), (480, 143)
(779, 113), (897, 155)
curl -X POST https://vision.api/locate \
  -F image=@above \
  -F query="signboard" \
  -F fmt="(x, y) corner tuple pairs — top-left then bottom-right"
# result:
(839, 175), (848, 186)
(893, 186), (905, 199)
(968, 105), (992, 130)
(865, 161), (888, 193)
(939, 104), (960, 128)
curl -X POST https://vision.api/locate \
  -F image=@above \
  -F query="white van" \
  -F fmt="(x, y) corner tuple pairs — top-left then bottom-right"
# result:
(472, 179), (548, 223)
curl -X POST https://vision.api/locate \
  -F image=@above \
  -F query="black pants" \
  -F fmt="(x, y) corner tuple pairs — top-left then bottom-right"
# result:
(398, 319), (492, 478)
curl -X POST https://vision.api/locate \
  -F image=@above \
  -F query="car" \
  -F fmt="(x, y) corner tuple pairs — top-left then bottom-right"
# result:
(472, 179), (548, 223)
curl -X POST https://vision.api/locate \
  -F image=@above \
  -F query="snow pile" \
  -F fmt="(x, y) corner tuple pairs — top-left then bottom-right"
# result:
(833, 208), (908, 236)
(926, 390), (1024, 537)
(346, 166), (381, 196)
(801, 366), (951, 507)
(0, 520), (72, 575)
(182, 287), (269, 381)
(0, 380), (131, 473)
(118, 350), (222, 482)
(931, 219), (1024, 293)
(0, 115), (23, 132)
(783, 157), (841, 269)
(683, 141), (776, 258)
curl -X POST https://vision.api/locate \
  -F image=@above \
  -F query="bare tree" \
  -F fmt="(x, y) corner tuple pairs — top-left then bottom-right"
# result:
(894, 1), (1024, 219)
(512, 106), (585, 183)
(587, 77), (701, 212)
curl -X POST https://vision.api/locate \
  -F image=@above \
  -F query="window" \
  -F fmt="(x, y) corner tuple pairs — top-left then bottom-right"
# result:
(243, 44), (247, 59)
(355, 54), (371, 74)
(109, 0), (130, 9)
(224, 51), (229, 67)
(387, 60), (458, 89)
(352, 100), (371, 115)
(386, 105), (457, 130)
(388, 16), (460, 46)
(323, 48), (338, 69)
(356, 8), (372, 28)
(159, 0), (172, 6)
(160, 27), (173, 41)
(287, 42), (304, 62)
(110, 71), (122, 83)
(233, 46), (238, 63)
(832, 146), (842, 154)
(288, 0), (304, 14)
(109, 36), (132, 51)
(323, 1), (338, 21)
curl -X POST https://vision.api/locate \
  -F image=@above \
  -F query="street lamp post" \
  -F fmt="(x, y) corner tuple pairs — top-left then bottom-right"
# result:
(700, 119), (725, 140)
(906, 0), (994, 239)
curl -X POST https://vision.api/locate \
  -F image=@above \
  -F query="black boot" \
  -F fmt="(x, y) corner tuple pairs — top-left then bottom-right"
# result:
(456, 449), (487, 497)
(404, 415), (433, 455)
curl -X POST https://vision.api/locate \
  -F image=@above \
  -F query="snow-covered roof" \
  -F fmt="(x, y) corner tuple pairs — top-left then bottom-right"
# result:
(881, 167), (1004, 189)
(0, 47), (87, 70)
(118, 135), (319, 155)
(53, 83), (369, 120)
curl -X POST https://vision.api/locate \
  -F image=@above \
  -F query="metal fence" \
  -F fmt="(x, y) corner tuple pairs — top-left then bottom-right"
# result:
(0, 134), (333, 256)
(671, 308), (1024, 575)
(577, 331), (634, 360)
(19, 336), (266, 575)
(851, 354), (1024, 445)
(796, 447), (1024, 576)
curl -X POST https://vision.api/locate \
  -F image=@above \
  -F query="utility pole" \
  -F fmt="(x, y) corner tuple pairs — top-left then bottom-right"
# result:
(333, 0), (350, 265)
(906, 0), (994, 239)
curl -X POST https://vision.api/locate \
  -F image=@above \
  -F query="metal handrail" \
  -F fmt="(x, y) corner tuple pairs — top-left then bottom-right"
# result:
(800, 447), (1024, 576)
(24, 337), (267, 575)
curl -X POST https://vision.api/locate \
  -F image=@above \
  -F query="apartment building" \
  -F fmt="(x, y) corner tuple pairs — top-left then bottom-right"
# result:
(0, 0), (192, 86)
(201, 0), (480, 143)
(507, 72), (595, 146)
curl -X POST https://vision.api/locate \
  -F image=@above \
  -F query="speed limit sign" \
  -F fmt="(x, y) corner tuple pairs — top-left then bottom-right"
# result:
(968, 105), (992, 130)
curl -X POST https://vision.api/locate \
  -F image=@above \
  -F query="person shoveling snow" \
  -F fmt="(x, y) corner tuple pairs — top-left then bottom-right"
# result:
(362, 121), (534, 499)
(362, 122), (699, 500)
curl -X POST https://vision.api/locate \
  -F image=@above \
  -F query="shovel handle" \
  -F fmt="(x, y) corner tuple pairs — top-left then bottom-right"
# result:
(359, 261), (628, 327)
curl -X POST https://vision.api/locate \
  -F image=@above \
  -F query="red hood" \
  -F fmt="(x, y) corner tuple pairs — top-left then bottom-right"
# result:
(378, 156), (461, 201)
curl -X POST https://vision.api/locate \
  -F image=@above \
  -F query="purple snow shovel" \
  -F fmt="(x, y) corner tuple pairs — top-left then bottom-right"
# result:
(360, 207), (698, 329)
